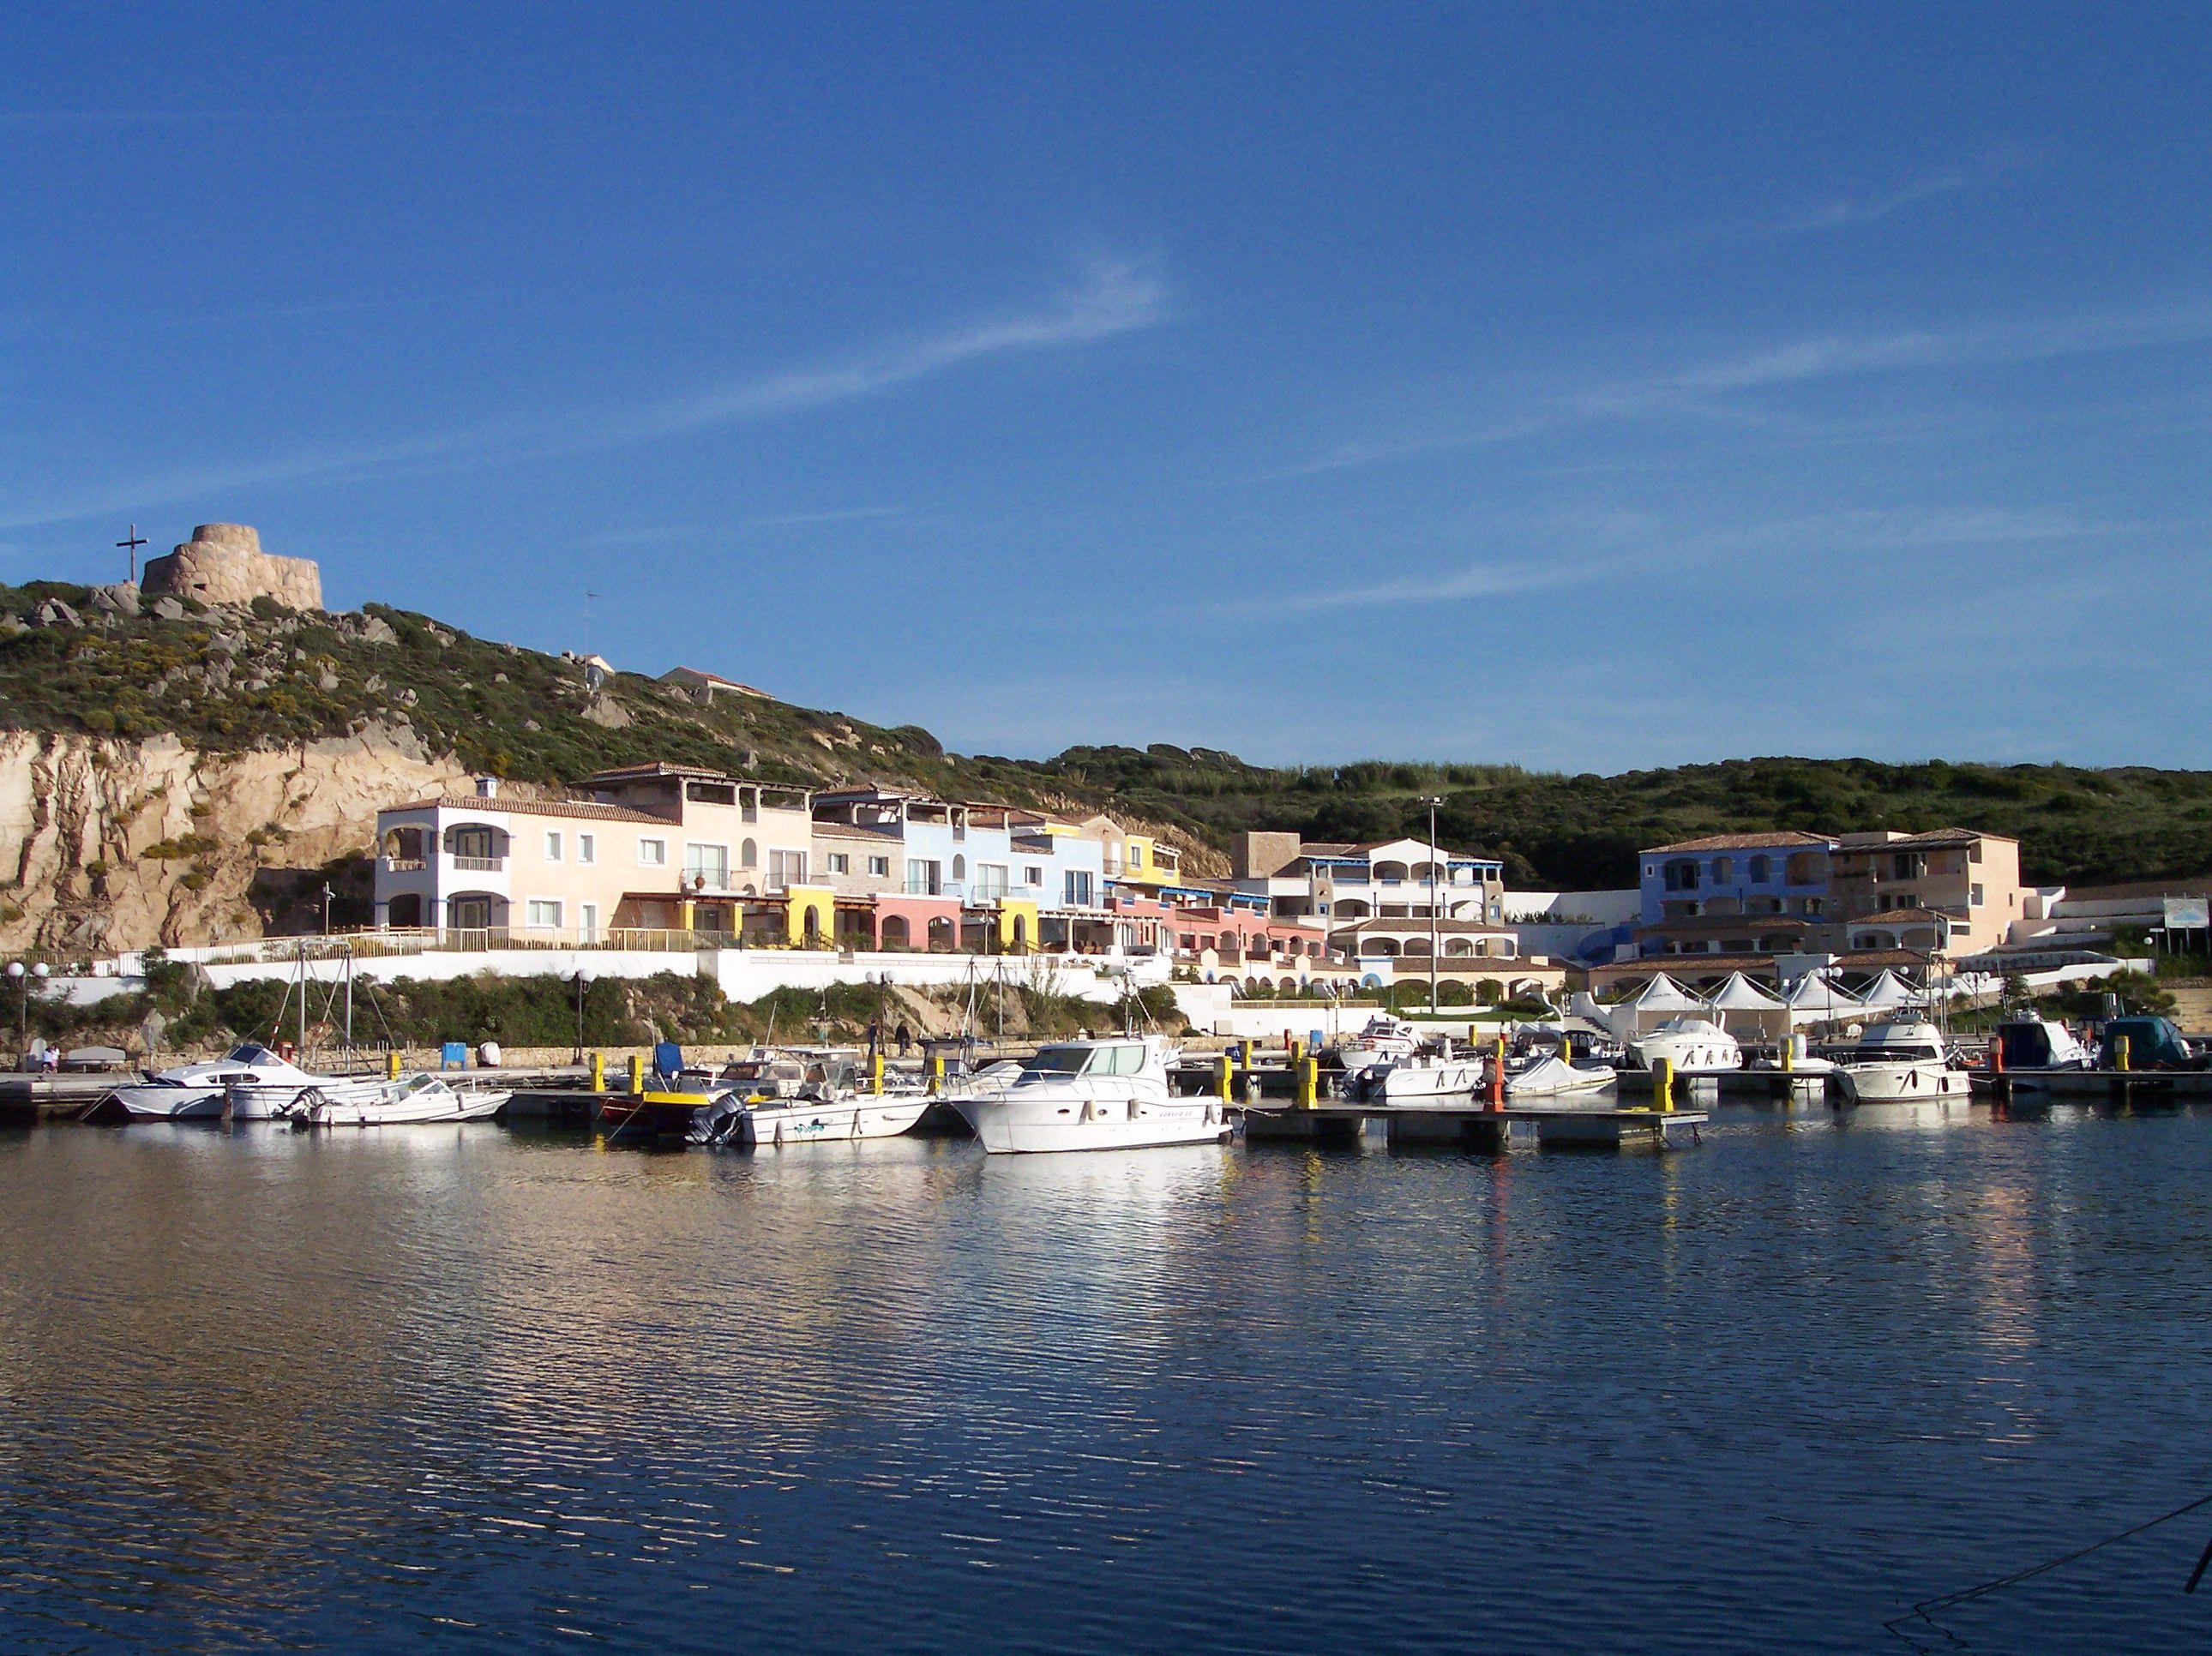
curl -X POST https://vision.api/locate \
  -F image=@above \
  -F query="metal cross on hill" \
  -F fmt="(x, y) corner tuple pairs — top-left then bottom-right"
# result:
(116, 524), (147, 583)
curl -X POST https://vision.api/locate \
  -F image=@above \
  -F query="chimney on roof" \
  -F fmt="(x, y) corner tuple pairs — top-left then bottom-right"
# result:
(476, 777), (500, 799)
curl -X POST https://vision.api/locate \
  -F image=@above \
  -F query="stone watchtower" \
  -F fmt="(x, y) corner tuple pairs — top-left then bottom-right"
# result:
(141, 523), (323, 611)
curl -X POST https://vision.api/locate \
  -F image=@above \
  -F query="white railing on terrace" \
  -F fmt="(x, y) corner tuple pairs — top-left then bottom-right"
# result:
(381, 856), (428, 873)
(452, 855), (503, 872)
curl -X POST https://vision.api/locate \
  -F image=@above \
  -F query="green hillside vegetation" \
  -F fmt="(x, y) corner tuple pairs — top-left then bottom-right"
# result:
(1027, 747), (2212, 890)
(3, 581), (2209, 892)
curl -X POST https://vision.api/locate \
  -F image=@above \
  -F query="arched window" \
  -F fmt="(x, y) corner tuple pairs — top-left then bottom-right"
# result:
(1747, 855), (1770, 883)
(740, 838), (758, 867)
(953, 855), (966, 880)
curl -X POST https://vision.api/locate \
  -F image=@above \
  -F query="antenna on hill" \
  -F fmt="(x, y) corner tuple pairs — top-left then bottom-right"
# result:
(584, 591), (601, 658)
(117, 525), (147, 584)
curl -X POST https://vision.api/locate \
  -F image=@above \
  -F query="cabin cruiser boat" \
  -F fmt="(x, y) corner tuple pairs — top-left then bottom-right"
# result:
(1329, 1015), (1422, 1070)
(290, 1073), (510, 1127)
(1505, 1054), (1618, 1101)
(1346, 1046), (1486, 1103)
(951, 1035), (1232, 1154)
(692, 1089), (933, 1146)
(100, 1044), (315, 1120)
(1626, 1017), (1743, 1077)
(1833, 1020), (1970, 1103)
(1992, 1014), (2093, 1073)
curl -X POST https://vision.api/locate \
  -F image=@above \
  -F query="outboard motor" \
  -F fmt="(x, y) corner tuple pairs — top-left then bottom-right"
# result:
(688, 1094), (755, 1148)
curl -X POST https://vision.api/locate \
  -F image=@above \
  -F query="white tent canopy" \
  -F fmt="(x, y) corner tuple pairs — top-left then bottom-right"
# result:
(1704, 971), (1788, 1040)
(1782, 969), (1861, 1027)
(1614, 971), (1708, 1035)
(1855, 969), (1921, 1011)
(1705, 971), (1783, 1010)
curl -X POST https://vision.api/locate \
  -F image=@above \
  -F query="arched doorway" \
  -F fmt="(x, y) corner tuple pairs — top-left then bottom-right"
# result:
(387, 892), (423, 928)
(927, 916), (956, 952)
(881, 915), (911, 948)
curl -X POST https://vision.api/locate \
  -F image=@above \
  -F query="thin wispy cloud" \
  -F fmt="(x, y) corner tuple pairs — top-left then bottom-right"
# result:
(0, 256), (1168, 531)
(1246, 299), (2212, 483)
(1772, 151), (2027, 234)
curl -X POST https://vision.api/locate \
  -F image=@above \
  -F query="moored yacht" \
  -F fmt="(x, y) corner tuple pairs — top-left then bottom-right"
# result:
(1330, 1015), (1422, 1070)
(952, 1035), (1231, 1154)
(1506, 1053), (1618, 1101)
(1627, 1017), (1743, 1077)
(1346, 1046), (1486, 1103)
(1833, 1019), (1970, 1102)
(102, 1044), (340, 1121)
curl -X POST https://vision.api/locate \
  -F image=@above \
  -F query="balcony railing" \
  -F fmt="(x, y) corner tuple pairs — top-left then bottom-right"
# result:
(382, 856), (427, 873)
(452, 855), (503, 872)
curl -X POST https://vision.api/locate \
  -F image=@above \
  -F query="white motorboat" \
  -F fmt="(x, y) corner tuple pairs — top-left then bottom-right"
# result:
(1330, 1015), (1422, 1069)
(1347, 1048), (1486, 1103)
(1833, 1020), (1971, 1103)
(225, 1068), (396, 1120)
(718, 1093), (935, 1147)
(952, 1035), (1232, 1154)
(294, 1073), (510, 1127)
(1628, 1017), (1743, 1077)
(1505, 1053), (1618, 1101)
(102, 1043), (311, 1120)
(1751, 1033), (1840, 1077)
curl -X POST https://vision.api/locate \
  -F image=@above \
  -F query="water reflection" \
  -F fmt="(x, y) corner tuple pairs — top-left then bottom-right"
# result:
(3, 1116), (2211, 1653)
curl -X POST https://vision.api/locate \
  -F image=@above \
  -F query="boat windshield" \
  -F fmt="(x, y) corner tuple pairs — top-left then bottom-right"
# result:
(227, 1044), (275, 1065)
(1024, 1046), (1095, 1077)
(1025, 1043), (1148, 1078)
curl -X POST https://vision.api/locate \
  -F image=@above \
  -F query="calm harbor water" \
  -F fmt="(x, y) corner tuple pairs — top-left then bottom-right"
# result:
(4, 1104), (2211, 1653)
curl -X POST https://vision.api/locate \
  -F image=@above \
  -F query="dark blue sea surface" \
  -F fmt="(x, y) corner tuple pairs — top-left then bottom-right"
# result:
(3, 1101), (2210, 1653)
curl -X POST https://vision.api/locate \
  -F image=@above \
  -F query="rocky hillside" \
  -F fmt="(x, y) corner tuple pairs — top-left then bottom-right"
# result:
(0, 579), (1214, 954)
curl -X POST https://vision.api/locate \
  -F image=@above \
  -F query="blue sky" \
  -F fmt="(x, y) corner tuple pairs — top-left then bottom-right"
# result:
(4, 3), (2208, 771)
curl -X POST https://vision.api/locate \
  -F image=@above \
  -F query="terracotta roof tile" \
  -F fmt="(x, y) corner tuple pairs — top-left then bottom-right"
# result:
(1645, 831), (1834, 853)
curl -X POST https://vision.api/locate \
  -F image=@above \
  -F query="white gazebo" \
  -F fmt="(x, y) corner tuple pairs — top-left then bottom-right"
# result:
(1704, 971), (1788, 1041)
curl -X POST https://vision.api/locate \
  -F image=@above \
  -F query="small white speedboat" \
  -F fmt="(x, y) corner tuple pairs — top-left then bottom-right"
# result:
(1348, 1048), (1485, 1102)
(226, 1070), (397, 1120)
(953, 1036), (1231, 1154)
(1506, 1053), (1618, 1101)
(292, 1073), (510, 1127)
(724, 1093), (935, 1147)
(105, 1044), (336, 1120)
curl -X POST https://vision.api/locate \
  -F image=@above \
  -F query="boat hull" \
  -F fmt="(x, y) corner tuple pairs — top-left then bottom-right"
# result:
(108, 1085), (231, 1120)
(1355, 1059), (1486, 1102)
(1836, 1061), (1971, 1103)
(736, 1095), (933, 1145)
(302, 1091), (509, 1127)
(953, 1091), (1232, 1154)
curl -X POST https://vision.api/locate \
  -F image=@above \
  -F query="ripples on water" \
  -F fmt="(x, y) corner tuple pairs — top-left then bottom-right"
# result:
(3, 1105), (2210, 1653)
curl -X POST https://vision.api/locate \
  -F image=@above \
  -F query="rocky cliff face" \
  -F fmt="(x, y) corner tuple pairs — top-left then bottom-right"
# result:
(0, 727), (468, 955)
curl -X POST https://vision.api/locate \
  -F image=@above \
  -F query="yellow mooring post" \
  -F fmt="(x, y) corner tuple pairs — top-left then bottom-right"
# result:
(628, 1053), (645, 1095)
(590, 1052), (605, 1092)
(1562, 1035), (1572, 1064)
(1782, 1035), (1794, 1075)
(1217, 1053), (1234, 1104)
(928, 1053), (945, 1095)
(387, 1050), (401, 1080)
(1468, 1023), (1480, 1046)
(2116, 1035), (2131, 1073)
(1655, 1056), (1674, 1113)
(1298, 1056), (1319, 1109)
(870, 1053), (885, 1095)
